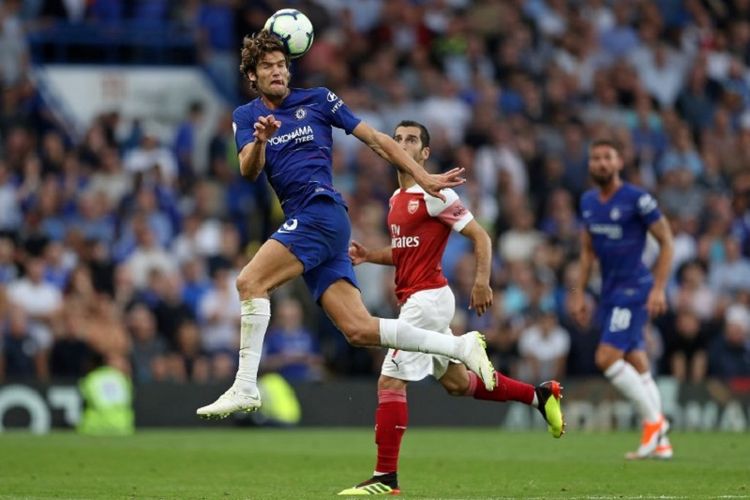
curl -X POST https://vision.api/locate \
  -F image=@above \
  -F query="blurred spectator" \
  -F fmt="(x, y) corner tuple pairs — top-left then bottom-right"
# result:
(561, 292), (600, 376)
(68, 191), (117, 244)
(517, 309), (570, 383)
(659, 168), (706, 220)
(486, 314), (522, 380)
(6, 256), (62, 351)
(539, 188), (580, 250)
(708, 304), (750, 379)
(0, 161), (21, 232)
(88, 147), (132, 208)
(49, 307), (93, 378)
(152, 272), (195, 348)
(634, 42), (690, 109)
(180, 259), (211, 316)
(193, 0), (237, 99)
(127, 303), (168, 383)
(197, 265), (240, 356)
(123, 219), (176, 289)
(658, 124), (704, 177)
(172, 100), (205, 184)
(123, 131), (178, 187)
(262, 297), (324, 382)
(167, 320), (210, 383)
(498, 205), (543, 263)
(669, 260), (717, 321)
(79, 293), (130, 363)
(0, 0), (29, 86)
(669, 216), (698, 274)
(1, 308), (47, 380)
(676, 61), (720, 133)
(709, 236), (750, 298)
(0, 237), (19, 284)
(660, 308), (710, 383)
(172, 211), (221, 264)
(42, 240), (73, 290)
(474, 122), (527, 215)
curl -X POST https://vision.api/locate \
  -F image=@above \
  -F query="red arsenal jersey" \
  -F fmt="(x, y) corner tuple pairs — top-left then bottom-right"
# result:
(388, 185), (474, 303)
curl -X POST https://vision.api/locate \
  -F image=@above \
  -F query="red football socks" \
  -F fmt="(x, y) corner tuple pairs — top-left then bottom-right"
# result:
(374, 389), (408, 473)
(466, 371), (535, 405)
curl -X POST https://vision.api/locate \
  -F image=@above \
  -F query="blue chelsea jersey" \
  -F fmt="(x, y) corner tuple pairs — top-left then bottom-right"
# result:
(233, 87), (362, 217)
(580, 183), (662, 305)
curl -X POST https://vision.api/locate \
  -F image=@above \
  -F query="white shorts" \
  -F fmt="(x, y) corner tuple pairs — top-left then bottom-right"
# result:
(380, 286), (459, 381)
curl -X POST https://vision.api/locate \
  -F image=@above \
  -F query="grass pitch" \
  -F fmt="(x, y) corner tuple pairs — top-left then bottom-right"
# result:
(0, 428), (748, 499)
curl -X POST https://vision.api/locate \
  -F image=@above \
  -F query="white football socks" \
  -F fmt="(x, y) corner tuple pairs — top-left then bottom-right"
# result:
(640, 371), (663, 417)
(604, 359), (660, 423)
(378, 318), (464, 359)
(234, 298), (271, 395)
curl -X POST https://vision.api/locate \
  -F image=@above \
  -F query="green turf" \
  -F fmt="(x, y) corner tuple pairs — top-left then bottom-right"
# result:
(0, 429), (748, 499)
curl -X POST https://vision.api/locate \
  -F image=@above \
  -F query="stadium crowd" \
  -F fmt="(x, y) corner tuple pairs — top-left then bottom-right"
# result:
(1, 0), (750, 386)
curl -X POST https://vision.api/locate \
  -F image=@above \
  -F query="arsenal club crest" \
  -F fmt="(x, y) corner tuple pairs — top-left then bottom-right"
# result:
(408, 199), (419, 214)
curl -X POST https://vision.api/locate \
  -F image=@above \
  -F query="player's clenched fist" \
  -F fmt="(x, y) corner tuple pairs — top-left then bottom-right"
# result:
(253, 114), (282, 142)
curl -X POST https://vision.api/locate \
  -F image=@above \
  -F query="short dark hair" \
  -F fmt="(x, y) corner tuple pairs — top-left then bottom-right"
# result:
(394, 120), (430, 148)
(590, 138), (623, 157)
(239, 31), (290, 89)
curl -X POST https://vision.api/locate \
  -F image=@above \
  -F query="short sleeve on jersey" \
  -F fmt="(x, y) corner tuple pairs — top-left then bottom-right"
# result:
(424, 188), (474, 232)
(636, 191), (661, 226)
(232, 106), (256, 153)
(317, 88), (361, 134)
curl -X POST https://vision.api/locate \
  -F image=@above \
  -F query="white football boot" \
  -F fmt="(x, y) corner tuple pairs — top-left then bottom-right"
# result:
(196, 385), (261, 419)
(652, 434), (674, 460)
(461, 331), (496, 391)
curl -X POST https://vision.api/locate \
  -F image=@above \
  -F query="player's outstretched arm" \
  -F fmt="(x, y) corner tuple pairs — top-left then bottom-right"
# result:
(459, 220), (493, 316)
(238, 114), (281, 180)
(646, 216), (674, 317)
(352, 122), (465, 201)
(349, 240), (393, 266)
(571, 229), (595, 325)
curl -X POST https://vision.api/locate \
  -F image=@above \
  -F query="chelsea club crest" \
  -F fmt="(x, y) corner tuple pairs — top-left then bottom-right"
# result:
(295, 107), (307, 120)
(610, 207), (621, 220)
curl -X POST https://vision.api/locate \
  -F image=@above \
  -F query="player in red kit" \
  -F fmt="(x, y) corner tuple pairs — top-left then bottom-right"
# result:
(338, 121), (564, 496)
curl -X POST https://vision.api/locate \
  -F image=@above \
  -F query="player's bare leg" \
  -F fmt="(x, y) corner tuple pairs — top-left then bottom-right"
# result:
(197, 239), (304, 419)
(320, 280), (496, 390)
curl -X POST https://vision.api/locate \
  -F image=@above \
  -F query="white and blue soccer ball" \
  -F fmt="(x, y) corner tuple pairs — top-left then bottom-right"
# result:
(264, 9), (314, 59)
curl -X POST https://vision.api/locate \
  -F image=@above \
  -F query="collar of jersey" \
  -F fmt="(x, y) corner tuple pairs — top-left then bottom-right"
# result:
(399, 184), (425, 194)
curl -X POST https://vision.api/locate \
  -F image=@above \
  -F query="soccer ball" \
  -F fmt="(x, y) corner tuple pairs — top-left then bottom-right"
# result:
(264, 9), (314, 59)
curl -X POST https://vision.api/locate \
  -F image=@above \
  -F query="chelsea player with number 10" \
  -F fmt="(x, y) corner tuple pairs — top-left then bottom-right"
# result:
(570, 138), (675, 460)
(196, 31), (496, 419)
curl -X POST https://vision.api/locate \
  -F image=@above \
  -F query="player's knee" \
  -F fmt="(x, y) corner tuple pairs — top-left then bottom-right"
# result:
(378, 376), (406, 391)
(595, 351), (615, 372)
(236, 273), (264, 297)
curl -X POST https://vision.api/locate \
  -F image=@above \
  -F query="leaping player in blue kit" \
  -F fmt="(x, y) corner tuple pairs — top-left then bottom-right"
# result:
(570, 138), (675, 459)
(197, 31), (496, 418)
